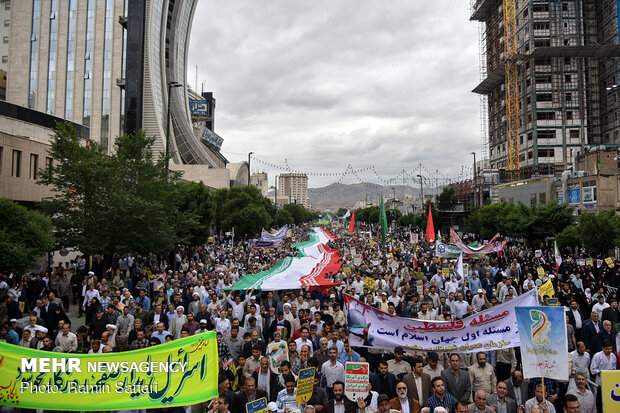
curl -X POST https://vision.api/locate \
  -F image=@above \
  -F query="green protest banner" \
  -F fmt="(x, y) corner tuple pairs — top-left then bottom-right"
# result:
(0, 332), (218, 411)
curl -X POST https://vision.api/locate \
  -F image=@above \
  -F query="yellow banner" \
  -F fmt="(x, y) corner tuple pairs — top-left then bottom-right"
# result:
(602, 370), (620, 412)
(605, 257), (615, 268)
(539, 279), (555, 298)
(0, 332), (218, 411)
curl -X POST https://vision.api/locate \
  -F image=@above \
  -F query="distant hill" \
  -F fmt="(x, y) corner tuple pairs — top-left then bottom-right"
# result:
(308, 182), (433, 210)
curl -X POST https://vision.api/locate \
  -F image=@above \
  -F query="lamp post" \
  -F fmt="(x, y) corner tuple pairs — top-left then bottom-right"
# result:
(166, 81), (183, 175)
(471, 151), (477, 208)
(416, 174), (423, 214)
(247, 151), (254, 186)
(274, 175), (279, 205)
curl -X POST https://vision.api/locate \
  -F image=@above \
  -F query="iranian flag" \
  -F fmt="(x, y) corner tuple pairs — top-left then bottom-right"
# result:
(554, 240), (562, 271)
(229, 228), (341, 291)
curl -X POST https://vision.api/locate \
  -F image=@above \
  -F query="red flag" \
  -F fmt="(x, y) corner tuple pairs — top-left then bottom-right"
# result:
(426, 204), (435, 243)
(348, 211), (355, 232)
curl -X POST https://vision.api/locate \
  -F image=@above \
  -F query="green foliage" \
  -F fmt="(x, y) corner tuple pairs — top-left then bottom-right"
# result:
(173, 181), (215, 245)
(398, 213), (419, 228)
(467, 201), (574, 242)
(38, 124), (183, 255)
(0, 198), (55, 274)
(282, 203), (317, 225)
(354, 206), (380, 224)
(436, 187), (457, 212)
(335, 208), (348, 218)
(218, 186), (274, 236)
(275, 209), (294, 226)
(555, 226), (581, 251)
(576, 211), (620, 255)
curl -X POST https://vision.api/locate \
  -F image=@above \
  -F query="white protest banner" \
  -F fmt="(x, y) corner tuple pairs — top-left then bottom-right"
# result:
(515, 306), (568, 381)
(345, 362), (369, 401)
(344, 289), (539, 352)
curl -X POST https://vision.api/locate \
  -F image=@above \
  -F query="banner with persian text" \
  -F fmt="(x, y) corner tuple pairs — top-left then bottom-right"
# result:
(344, 289), (539, 352)
(0, 332), (218, 411)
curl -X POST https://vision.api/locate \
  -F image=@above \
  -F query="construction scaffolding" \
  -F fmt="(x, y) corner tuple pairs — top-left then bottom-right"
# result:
(471, 0), (620, 184)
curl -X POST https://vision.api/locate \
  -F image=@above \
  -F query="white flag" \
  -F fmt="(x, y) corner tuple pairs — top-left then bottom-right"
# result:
(456, 252), (464, 279)
(342, 210), (351, 220)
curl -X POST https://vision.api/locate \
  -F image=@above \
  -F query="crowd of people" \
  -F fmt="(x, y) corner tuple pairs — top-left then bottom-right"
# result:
(0, 222), (618, 413)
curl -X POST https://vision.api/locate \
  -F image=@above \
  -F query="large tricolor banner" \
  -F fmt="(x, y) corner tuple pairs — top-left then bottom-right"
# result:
(449, 228), (503, 255)
(344, 289), (538, 352)
(231, 227), (341, 290)
(0, 332), (218, 411)
(515, 306), (568, 381)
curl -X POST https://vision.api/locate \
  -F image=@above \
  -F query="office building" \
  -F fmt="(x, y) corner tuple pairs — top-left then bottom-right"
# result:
(278, 173), (310, 209)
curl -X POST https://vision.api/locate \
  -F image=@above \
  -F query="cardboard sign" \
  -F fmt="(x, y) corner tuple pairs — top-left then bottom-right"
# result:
(586, 258), (593, 267)
(246, 397), (268, 413)
(345, 362), (370, 401)
(296, 367), (315, 404)
(605, 257), (615, 268)
(536, 267), (545, 276)
(602, 370), (620, 412)
(267, 341), (289, 371)
(364, 277), (376, 291)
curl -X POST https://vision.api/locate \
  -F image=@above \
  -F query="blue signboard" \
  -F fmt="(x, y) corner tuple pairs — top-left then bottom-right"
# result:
(189, 99), (209, 116)
(200, 127), (224, 150)
(245, 397), (267, 413)
(568, 188), (580, 204)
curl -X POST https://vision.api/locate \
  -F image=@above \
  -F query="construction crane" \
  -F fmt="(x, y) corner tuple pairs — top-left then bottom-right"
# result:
(503, 0), (520, 180)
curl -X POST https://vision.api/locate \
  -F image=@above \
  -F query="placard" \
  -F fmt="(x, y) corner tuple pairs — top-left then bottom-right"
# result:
(345, 362), (370, 401)
(536, 267), (545, 276)
(605, 257), (615, 268)
(602, 370), (620, 412)
(586, 258), (593, 266)
(295, 367), (315, 404)
(267, 341), (289, 371)
(364, 277), (376, 291)
(343, 265), (351, 274)
(246, 397), (268, 413)
(577, 259), (586, 266)
(442, 265), (450, 277)
(535, 250), (542, 258)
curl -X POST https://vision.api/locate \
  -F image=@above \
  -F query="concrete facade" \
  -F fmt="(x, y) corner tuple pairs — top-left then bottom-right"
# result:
(251, 172), (269, 197)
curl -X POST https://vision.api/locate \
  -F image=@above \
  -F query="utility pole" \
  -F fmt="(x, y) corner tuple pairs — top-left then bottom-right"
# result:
(165, 81), (183, 176)
(416, 174), (424, 214)
(274, 175), (279, 205)
(247, 152), (254, 186)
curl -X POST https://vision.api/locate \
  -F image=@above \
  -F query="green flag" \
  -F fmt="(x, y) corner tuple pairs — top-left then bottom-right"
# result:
(327, 212), (332, 224)
(380, 194), (388, 248)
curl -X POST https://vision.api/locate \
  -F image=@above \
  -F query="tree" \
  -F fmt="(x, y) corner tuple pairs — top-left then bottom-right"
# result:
(283, 203), (310, 225)
(436, 187), (457, 211)
(577, 211), (620, 255)
(335, 207), (348, 218)
(174, 181), (215, 245)
(0, 198), (55, 274)
(555, 226), (580, 251)
(38, 123), (183, 255)
(275, 208), (294, 226)
(218, 186), (274, 236)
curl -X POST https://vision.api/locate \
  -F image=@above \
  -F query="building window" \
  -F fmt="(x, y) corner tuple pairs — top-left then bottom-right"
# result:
(539, 192), (546, 204)
(3, 20), (9, 27)
(2, 36), (8, 44)
(46, 156), (53, 171)
(537, 111), (555, 120)
(1, 56), (7, 63)
(582, 181), (597, 203)
(28, 0), (41, 109)
(538, 130), (555, 139)
(29, 153), (39, 179)
(11, 149), (21, 177)
(4, 3), (9, 10)
(566, 111), (573, 120)
(46, 0), (59, 115)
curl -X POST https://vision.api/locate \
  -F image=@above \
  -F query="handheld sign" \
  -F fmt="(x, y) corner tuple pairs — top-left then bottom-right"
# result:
(267, 341), (289, 371)
(586, 258), (593, 267)
(605, 257), (614, 268)
(364, 277), (376, 291)
(602, 371), (620, 412)
(442, 265), (450, 277)
(296, 367), (315, 404)
(345, 362), (370, 401)
(536, 267), (545, 276)
(343, 264), (351, 274)
(353, 255), (362, 266)
(246, 397), (268, 413)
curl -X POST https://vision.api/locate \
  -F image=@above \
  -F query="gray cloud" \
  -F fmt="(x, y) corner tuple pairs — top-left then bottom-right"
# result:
(188, 0), (482, 188)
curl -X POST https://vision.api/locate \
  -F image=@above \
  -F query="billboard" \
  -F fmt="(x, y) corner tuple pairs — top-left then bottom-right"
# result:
(200, 127), (223, 150)
(189, 99), (209, 116)
(568, 188), (580, 204)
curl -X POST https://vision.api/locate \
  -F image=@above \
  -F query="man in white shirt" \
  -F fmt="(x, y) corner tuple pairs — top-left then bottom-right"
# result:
(566, 373), (595, 413)
(591, 296), (609, 319)
(571, 342), (591, 377)
(321, 347), (345, 396)
(295, 327), (314, 357)
(590, 339), (617, 385)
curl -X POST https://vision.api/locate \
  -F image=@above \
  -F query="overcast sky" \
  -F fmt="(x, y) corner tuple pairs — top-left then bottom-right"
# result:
(188, 0), (482, 189)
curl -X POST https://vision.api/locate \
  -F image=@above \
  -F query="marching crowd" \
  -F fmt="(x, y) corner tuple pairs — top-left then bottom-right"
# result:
(0, 222), (619, 413)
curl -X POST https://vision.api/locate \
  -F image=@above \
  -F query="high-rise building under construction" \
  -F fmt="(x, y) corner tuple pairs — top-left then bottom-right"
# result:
(471, 0), (620, 180)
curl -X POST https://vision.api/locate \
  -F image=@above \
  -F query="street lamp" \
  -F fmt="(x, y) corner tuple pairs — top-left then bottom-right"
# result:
(274, 175), (279, 205)
(166, 81), (183, 175)
(247, 151), (254, 186)
(416, 174), (424, 214)
(471, 151), (477, 208)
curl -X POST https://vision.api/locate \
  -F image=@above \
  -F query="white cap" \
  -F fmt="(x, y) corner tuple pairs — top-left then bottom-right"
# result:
(106, 324), (117, 330)
(36, 327), (48, 334)
(88, 271), (95, 275)
(330, 294), (336, 298)
(176, 306), (184, 311)
(267, 402), (278, 411)
(477, 289), (484, 294)
(200, 319), (208, 324)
